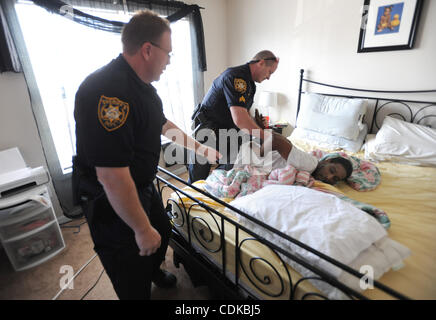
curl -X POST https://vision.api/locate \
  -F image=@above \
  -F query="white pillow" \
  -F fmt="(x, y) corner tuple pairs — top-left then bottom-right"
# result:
(290, 124), (368, 153)
(365, 116), (436, 166)
(228, 185), (387, 278)
(296, 93), (367, 140)
(227, 185), (410, 299)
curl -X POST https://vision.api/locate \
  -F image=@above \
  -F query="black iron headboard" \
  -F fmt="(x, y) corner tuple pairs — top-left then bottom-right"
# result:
(296, 69), (436, 133)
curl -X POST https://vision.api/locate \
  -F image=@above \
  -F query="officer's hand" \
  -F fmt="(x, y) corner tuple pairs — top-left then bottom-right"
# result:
(254, 108), (266, 129)
(135, 226), (162, 256)
(198, 145), (222, 164)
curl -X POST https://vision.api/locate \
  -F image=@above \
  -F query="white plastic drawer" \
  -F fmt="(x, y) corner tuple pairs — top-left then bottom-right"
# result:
(0, 185), (49, 212)
(0, 206), (55, 241)
(0, 199), (45, 217)
(3, 221), (65, 271)
(0, 193), (51, 222)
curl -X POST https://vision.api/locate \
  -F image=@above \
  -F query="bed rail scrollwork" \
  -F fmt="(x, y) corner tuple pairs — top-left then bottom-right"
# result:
(237, 237), (292, 299)
(156, 166), (411, 300)
(188, 203), (223, 253)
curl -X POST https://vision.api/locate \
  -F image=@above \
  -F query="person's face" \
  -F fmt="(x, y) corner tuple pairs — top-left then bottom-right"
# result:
(256, 60), (278, 83)
(313, 160), (347, 185)
(149, 30), (172, 81)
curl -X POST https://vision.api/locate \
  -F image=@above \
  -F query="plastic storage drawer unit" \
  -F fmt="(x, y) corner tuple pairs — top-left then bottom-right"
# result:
(2, 221), (65, 271)
(0, 201), (55, 240)
(0, 185), (65, 271)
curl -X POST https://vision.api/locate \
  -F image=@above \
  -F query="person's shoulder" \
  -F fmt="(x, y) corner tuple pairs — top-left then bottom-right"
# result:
(77, 59), (129, 99)
(219, 64), (250, 87)
(225, 63), (249, 77)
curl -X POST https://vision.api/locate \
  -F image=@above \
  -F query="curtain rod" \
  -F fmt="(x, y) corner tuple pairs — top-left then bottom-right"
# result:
(115, 0), (204, 10)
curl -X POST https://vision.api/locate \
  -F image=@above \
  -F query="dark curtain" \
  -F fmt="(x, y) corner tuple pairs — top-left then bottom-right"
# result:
(0, 2), (21, 73)
(31, 0), (207, 71)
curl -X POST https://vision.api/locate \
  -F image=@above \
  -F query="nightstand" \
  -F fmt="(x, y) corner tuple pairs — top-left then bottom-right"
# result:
(270, 124), (289, 136)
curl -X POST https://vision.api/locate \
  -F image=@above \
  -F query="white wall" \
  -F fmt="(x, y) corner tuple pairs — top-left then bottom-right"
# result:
(0, 72), (63, 218)
(226, 0), (436, 124)
(0, 72), (45, 167)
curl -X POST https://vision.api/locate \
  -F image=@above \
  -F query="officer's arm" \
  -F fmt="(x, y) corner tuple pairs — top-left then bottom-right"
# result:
(162, 120), (201, 151)
(162, 120), (222, 162)
(230, 106), (269, 141)
(95, 166), (161, 256)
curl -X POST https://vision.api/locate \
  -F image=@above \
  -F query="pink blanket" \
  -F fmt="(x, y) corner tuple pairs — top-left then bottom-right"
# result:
(204, 165), (314, 198)
(204, 164), (390, 229)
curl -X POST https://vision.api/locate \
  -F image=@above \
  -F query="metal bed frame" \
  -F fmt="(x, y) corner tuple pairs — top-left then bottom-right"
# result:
(156, 70), (436, 300)
(296, 69), (436, 133)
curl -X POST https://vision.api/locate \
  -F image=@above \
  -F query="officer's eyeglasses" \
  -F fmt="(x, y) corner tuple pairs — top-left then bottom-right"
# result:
(249, 57), (278, 64)
(150, 42), (173, 58)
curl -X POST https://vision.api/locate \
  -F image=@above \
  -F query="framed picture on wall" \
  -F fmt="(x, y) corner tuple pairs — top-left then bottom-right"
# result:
(357, 0), (424, 52)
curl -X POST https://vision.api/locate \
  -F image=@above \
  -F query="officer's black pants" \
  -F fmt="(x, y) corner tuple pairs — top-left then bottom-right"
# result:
(188, 127), (245, 183)
(84, 183), (171, 300)
(188, 162), (233, 183)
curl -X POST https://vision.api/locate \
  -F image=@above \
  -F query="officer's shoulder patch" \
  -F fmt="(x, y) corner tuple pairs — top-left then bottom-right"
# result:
(234, 78), (247, 94)
(98, 95), (130, 132)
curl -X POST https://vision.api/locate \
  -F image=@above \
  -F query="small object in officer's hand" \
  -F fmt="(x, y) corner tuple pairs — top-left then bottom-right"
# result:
(254, 108), (266, 129)
(263, 116), (270, 128)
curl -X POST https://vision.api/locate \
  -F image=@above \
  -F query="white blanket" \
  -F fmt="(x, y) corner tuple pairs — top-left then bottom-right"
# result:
(228, 184), (410, 299)
(233, 141), (318, 173)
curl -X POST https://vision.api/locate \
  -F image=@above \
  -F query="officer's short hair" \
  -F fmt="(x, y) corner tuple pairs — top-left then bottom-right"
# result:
(122, 10), (171, 55)
(250, 50), (278, 66)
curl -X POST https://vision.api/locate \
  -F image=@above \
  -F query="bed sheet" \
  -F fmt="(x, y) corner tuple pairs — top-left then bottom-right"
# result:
(168, 150), (436, 299)
(292, 139), (436, 299)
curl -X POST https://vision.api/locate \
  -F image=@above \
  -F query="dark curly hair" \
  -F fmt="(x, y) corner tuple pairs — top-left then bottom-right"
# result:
(329, 157), (353, 179)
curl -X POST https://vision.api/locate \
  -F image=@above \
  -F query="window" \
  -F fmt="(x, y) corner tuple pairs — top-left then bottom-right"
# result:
(14, 0), (196, 175)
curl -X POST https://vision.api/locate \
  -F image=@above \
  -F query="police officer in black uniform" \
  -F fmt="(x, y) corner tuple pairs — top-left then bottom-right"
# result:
(189, 50), (279, 183)
(73, 10), (220, 300)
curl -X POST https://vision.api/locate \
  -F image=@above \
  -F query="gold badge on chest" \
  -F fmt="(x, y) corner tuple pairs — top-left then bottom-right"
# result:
(98, 95), (130, 132)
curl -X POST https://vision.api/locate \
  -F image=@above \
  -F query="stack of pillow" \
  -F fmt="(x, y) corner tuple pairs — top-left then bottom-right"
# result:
(290, 93), (368, 152)
(364, 116), (436, 166)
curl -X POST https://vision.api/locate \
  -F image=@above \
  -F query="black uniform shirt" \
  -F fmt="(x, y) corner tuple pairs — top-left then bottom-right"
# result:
(201, 63), (256, 129)
(74, 54), (167, 187)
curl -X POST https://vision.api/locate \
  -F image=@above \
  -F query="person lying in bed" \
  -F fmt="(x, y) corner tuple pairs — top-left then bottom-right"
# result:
(254, 109), (353, 185)
(269, 132), (353, 185)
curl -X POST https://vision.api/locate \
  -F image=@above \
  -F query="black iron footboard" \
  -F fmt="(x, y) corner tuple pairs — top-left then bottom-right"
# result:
(155, 166), (409, 300)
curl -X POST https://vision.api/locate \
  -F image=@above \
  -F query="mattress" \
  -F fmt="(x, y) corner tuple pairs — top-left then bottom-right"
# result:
(167, 153), (436, 299)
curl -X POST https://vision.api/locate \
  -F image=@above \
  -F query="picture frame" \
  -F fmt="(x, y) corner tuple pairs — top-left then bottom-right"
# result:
(357, 0), (424, 52)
